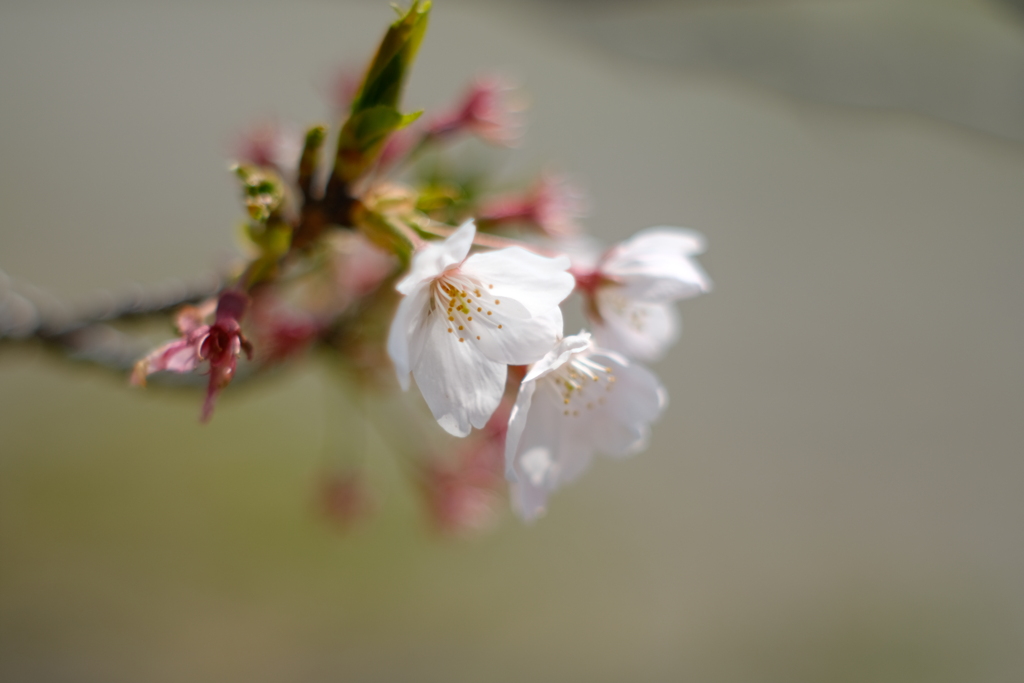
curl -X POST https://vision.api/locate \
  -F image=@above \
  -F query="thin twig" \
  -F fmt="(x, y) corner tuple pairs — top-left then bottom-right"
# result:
(0, 268), (225, 342)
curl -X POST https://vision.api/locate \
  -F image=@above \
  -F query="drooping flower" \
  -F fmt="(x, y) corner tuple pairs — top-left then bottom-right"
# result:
(132, 290), (253, 422)
(573, 227), (711, 362)
(479, 172), (586, 239)
(504, 331), (667, 521)
(426, 75), (525, 147)
(387, 220), (574, 437)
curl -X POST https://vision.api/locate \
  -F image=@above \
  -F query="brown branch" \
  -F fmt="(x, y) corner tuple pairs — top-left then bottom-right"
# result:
(0, 268), (225, 344)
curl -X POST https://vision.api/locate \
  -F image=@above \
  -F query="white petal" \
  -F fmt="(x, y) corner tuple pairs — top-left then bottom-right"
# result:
(386, 282), (430, 390)
(510, 473), (550, 522)
(591, 289), (679, 362)
(461, 247), (574, 316)
(613, 226), (706, 258)
(602, 227), (711, 302)
(411, 309), (506, 437)
(505, 343), (668, 522)
(581, 351), (667, 457)
(396, 220), (476, 295)
(526, 385), (593, 486)
(522, 331), (591, 383)
(471, 304), (564, 366)
(504, 378), (537, 480)
(520, 446), (556, 487)
(510, 444), (559, 521)
(508, 382), (582, 508)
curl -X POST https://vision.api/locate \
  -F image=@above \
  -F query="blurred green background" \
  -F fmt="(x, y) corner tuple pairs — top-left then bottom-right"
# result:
(2, 0), (1023, 680)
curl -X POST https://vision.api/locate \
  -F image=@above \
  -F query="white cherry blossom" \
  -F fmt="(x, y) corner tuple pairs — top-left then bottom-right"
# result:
(388, 221), (574, 437)
(576, 227), (711, 362)
(504, 331), (667, 521)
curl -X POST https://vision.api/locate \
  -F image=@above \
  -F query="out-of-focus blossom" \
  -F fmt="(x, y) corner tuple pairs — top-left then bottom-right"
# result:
(479, 173), (586, 239)
(426, 75), (525, 147)
(235, 121), (303, 178)
(132, 290), (253, 422)
(244, 231), (394, 367)
(248, 292), (322, 366)
(319, 470), (374, 531)
(330, 231), (398, 312)
(573, 227), (711, 362)
(504, 331), (666, 521)
(387, 220), (573, 437)
(421, 401), (509, 535)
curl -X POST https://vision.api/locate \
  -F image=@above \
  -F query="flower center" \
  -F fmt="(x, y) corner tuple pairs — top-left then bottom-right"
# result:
(432, 272), (503, 343)
(545, 354), (616, 417)
(200, 325), (233, 361)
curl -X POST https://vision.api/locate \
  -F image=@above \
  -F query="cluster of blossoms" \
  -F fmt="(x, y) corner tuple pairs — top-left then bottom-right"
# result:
(385, 220), (709, 520)
(120, 2), (711, 529)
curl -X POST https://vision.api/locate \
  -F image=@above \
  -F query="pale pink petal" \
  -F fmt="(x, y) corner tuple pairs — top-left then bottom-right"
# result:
(161, 341), (203, 373)
(509, 445), (555, 521)
(591, 291), (679, 362)
(610, 227), (706, 259)
(411, 311), (507, 437)
(522, 331), (591, 383)
(524, 381), (594, 485)
(460, 248), (574, 316)
(470, 304), (563, 366)
(174, 304), (212, 336)
(396, 221), (476, 295)
(504, 379), (536, 480)
(144, 336), (203, 375)
(577, 351), (667, 458)
(387, 282), (431, 390)
(508, 382), (591, 516)
(505, 339), (668, 521)
(602, 227), (711, 302)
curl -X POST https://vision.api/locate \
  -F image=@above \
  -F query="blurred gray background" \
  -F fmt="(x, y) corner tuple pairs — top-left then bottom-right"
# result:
(2, 0), (1023, 681)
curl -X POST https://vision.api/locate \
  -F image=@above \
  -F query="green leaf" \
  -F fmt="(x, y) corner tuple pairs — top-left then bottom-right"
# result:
(334, 107), (422, 183)
(354, 1), (431, 113)
(298, 125), (327, 199)
(329, 2), (430, 186)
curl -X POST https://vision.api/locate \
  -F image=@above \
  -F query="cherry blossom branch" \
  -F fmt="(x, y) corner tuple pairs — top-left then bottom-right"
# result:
(0, 268), (225, 342)
(0, 268), (239, 381)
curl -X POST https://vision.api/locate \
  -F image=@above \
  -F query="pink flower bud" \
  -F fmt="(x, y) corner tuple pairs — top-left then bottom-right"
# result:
(478, 173), (586, 239)
(426, 75), (524, 147)
(235, 121), (303, 178)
